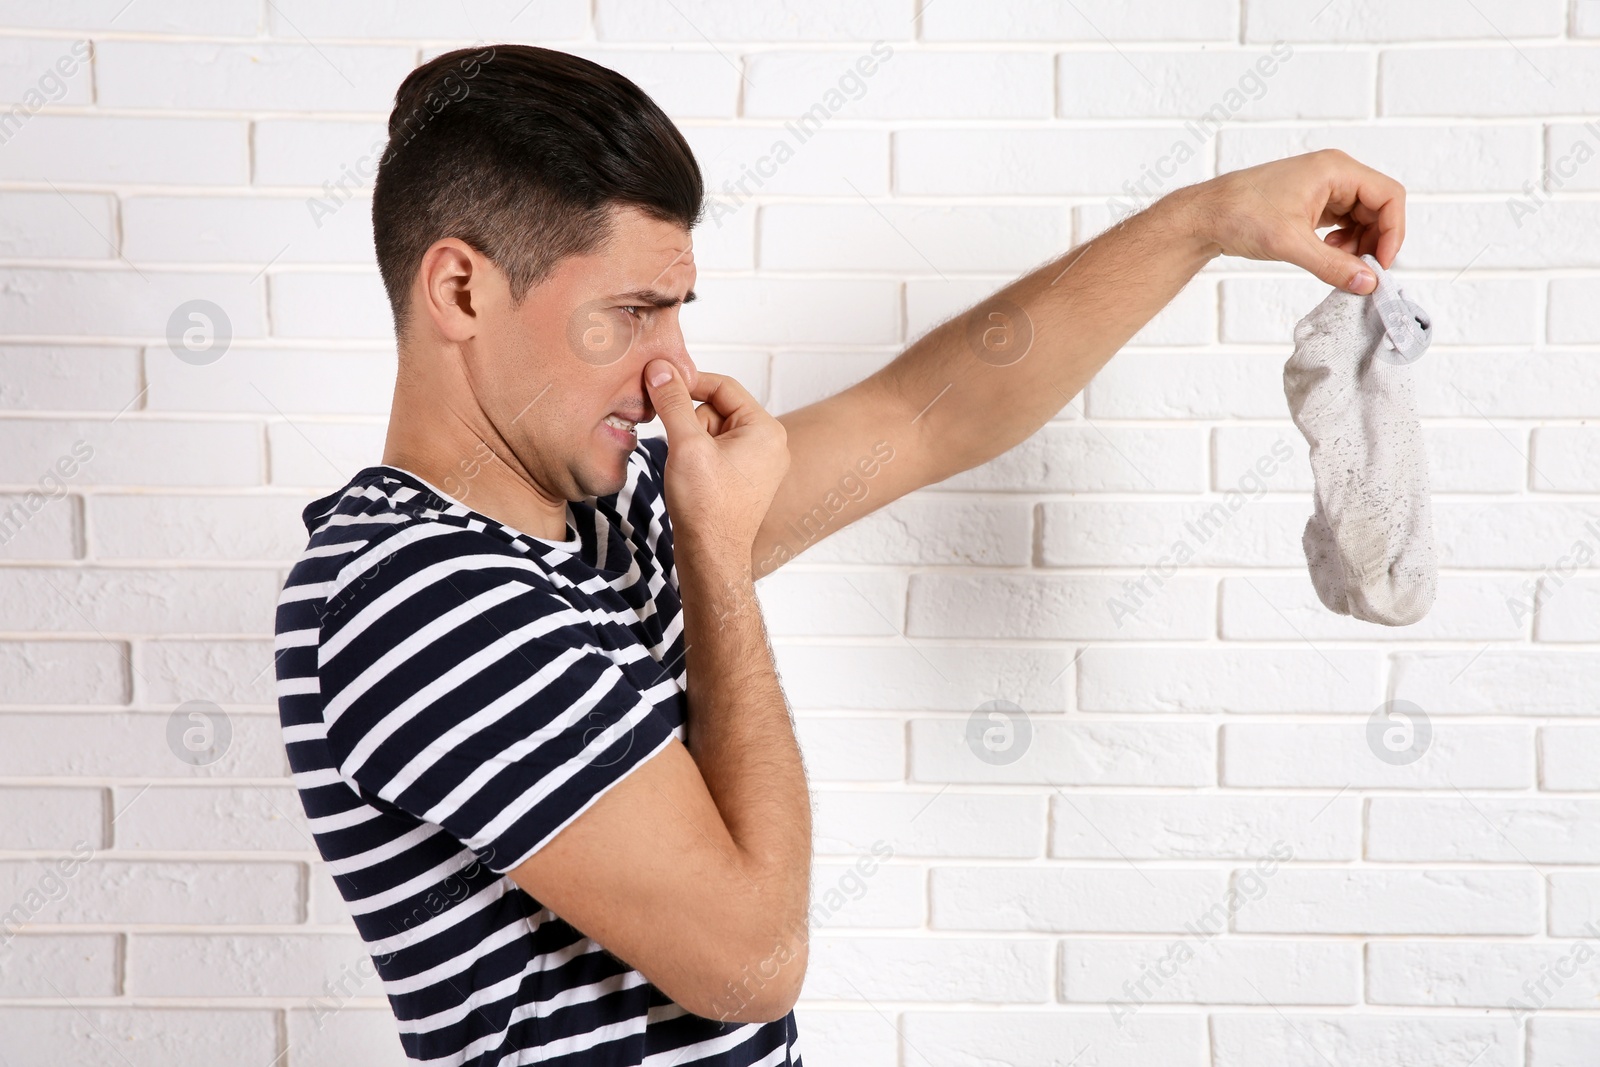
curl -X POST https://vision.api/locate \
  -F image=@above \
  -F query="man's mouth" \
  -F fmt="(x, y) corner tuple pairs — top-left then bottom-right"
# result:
(602, 413), (638, 434)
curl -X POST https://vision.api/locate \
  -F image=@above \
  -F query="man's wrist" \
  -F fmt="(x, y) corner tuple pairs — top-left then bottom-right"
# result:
(1156, 182), (1225, 264)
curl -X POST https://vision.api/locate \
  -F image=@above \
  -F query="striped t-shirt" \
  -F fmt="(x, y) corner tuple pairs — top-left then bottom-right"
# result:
(274, 432), (803, 1066)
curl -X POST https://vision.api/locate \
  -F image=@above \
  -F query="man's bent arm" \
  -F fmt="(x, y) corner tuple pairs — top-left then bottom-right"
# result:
(676, 540), (811, 1013)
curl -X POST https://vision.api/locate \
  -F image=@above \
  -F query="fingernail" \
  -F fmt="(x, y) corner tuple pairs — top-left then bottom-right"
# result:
(647, 362), (672, 387)
(1349, 270), (1375, 294)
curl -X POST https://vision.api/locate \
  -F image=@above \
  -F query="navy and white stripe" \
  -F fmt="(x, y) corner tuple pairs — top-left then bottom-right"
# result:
(275, 433), (802, 1066)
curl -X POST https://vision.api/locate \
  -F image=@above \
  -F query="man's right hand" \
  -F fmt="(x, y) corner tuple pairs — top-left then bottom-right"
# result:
(643, 360), (789, 562)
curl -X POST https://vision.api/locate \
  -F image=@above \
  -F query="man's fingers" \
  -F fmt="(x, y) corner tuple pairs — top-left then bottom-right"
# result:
(644, 360), (706, 443)
(686, 370), (761, 422)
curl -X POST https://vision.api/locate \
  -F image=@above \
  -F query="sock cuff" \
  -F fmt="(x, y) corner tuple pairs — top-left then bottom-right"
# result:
(1361, 252), (1432, 365)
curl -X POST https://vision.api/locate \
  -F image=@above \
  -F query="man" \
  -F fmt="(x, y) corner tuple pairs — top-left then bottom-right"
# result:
(274, 43), (1404, 1067)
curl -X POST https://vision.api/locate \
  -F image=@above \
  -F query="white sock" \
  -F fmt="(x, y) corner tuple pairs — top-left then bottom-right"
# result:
(1282, 252), (1437, 626)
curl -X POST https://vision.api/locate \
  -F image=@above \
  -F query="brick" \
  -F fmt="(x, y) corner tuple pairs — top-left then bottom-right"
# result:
(1542, 125), (1600, 192)
(1062, 939), (1359, 1004)
(1416, 352), (1600, 418)
(1218, 576), (1529, 642)
(1077, 648), (1382, 713)
(688, 126), (888, 200)
(0, 641), (127, 704)
(803, 934), (1050, 1002)
(1548, 277), (1600, 341)
(0, 787), (103, 849)
(1218, 124), (1540, 193)
(0, 1), (261, 34)
(1398, 201), (1600, 269)
(812, 790), (1045, 858)
(89, 494), (309, 561)
(909, 718), (1214, 786)
(1548, 872), (1600, 936)
(126, 932), (372, 997)
(0, 712), (285, 778)
(1368, 797), (1600, 862)
(124, 196), (375, 265)
(907, 573), (1214, 641)
(930, 867), (1229, 932)
(146, 348), (395, 416)
(774, 643), (1071, 711)
(0, 191), (115, 259)
(566, 49), (741, 119)
(0, 269), (266, 339)
(142, 637), (283, 707)
(1050, 795), (1361, 860)
(791, 495), (1032, 566)
(0, 347), (142, 411)
(760, 203), (1069, 274)
(1086, 351), (1287, 419)
(1222, 723), (1534, 789)
(902, 1011), (1203, 1067)
(113, 785), (313, 852)
(933, 426), (1205, 494)
(767, 349), (894, 413)
(1037, 499), (1306, 568)
(1530, 1018), (1600, 1067)
(0, 492), (78, 559)
(284, 1007), (412, 1067)
(253, 119), (388, 187)
(910, 275), (1218, 349)
(1540, 726), (1600, 790)
(1212, 1014), (1517, 1067)
(0, 935), (119, 996)
(96, 42), (413, 111)
(809, 859), (924, 928)
(0, 419), (262, 487)
(1246, 0), (1563, 39)
(896, 127), (1210, 196)
(1382, 47), (1600, 117)
(756, 570), (905, 636)
(0, 37), (93, 105)
(789, 1011), (897, 1067)
(745, 50), (1051, 120)
(684, 278), (900, 346)
(1436, 502), (1600, 569)
(270, 0), (585, 39)
(1392, 651), (1600, 715)
(1058, 49), (1370, 120)
(0, 1007), (279, 1067)
(1369, 941), (1600, 1007)
(1535, 578), (1600, 641)
(0, 116), (249, 184)
(0, 860), (300, 924)
(268, 272), (393, 340)
(925, 0), (1234, 40)
(1234, 869), (1541, 934)
(0, 567), (281, 635)
(598, 0), (908, 40)
(267, 420), (386, 488)
(795, 715), (903, 782)
(1532, 427), (1600, 491)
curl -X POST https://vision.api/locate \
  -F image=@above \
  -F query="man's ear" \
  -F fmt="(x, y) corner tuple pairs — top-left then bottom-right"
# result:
(416, 238), (482, 343)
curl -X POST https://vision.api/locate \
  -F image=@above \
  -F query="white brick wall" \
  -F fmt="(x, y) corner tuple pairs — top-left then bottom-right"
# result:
(0, 2), (1595, 1064)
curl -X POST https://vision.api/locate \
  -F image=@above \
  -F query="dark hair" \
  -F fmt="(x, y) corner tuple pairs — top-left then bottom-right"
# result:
(372, 44), (704, 340)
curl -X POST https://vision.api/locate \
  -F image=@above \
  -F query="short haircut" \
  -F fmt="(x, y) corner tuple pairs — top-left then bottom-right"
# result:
(372, 44), (704, 340)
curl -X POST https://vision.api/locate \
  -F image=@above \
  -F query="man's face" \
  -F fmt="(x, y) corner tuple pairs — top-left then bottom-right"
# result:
(466, 204), (699, 504)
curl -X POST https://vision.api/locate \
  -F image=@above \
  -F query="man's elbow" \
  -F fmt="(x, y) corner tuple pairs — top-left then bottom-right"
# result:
(685, 929), (809, 1024)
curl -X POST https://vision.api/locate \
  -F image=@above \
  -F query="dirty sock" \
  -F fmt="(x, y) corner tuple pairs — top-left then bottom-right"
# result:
(1282, 252), (1437, 626)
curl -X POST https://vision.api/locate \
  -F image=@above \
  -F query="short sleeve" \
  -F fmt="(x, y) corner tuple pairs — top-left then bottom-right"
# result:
(316, 527), (678, 874)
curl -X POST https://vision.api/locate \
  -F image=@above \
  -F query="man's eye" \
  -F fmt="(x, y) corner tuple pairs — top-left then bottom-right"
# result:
(620, 305), (642, 317)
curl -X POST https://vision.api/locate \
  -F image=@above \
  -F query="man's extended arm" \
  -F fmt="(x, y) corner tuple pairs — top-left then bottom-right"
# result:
(753, 149), (1407, 577)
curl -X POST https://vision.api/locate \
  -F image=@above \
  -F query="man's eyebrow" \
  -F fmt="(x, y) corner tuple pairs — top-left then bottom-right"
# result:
(615, 287), (696, 308)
